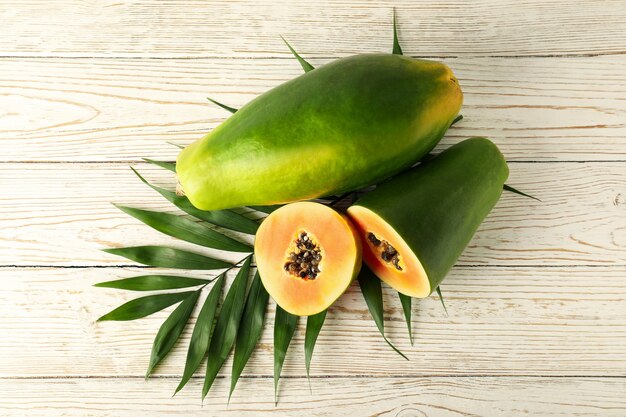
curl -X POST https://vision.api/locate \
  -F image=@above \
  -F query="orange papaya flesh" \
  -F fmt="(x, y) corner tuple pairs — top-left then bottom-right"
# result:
(347, 138), (509, 297)
(254, 202), (362, 316)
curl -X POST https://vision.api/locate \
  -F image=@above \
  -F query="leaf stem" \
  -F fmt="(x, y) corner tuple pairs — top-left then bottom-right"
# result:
(201, 254), (254, 290)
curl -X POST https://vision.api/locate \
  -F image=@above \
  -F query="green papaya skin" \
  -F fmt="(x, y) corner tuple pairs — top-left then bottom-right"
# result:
(177, 54), (462, 210)
(348, 137), (509, 295)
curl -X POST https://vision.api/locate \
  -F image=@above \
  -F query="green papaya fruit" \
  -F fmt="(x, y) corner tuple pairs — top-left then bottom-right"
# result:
(176, 54), (462, 210)
(347, 137), (509, 297)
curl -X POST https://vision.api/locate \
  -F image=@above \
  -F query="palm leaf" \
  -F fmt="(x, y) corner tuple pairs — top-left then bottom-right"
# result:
(146, 289), (200, 377)
(207, 97), (238, 114)
(248, 205), (282, 214)
(131, 168), (259, 234)
(175, 273), (225, 394)
(436, 286), (449, 316)
(358, 266), (408, 360)
(504, 184), (541, 202)
(304, 309), (327, 391)
(167, 141), (185, 149)
(273, 305), (299, 404)
(142, 158), (175, 172)
(229, 271), (269, 401)
(103, 246), (232, 270)
(280, 35), (314, 73)
(202, 257), (252, 400)
(97, 291), (195, 321)
(114, 205), (252, 252)
(392, 8), (403, 55)
(398, 293), (414, 345)
(94, 275), (212, 291)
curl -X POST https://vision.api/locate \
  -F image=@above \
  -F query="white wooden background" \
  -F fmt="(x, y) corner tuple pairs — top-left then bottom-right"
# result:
(1, 1), (625, 416)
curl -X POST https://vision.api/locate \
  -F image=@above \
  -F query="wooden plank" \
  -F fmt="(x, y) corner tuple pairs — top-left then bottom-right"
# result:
(1, 266), (624, 377)
(1, 1), (625, 58)
(1, 162), (624, 266)
(0, 377), (624, 416)
(0, 56), (624, 162)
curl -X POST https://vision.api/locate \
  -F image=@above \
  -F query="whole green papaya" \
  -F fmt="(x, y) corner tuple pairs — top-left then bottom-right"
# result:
(177, 54), (462, 210)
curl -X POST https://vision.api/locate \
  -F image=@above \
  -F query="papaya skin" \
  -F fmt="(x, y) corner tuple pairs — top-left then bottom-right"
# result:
(348, 138), (509, 297)
(177, 53), (462, 210)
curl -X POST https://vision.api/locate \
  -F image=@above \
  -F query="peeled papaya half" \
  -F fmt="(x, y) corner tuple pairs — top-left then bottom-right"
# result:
(177, 54), (462, 210)
(347, 137), (509, 298)
(254, 202), (362, 316)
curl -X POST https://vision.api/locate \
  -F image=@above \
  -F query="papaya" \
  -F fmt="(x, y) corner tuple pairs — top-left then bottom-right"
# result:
(254, 202), (362, 316)
(177, 54), (462, 210)
(347, 137), (508, 297)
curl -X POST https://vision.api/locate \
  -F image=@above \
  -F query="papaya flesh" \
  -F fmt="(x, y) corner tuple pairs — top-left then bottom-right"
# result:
(177, 54), (462, 210)
(254, 202), (362, 316)
(347, 137), (509, 298)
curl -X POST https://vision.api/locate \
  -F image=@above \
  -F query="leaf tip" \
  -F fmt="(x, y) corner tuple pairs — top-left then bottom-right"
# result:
(392, 7), (403, 55)
(129, 166), (147, 183)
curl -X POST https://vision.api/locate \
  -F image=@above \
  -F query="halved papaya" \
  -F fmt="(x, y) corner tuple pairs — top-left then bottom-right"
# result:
(254, 202), (362, 316)
(347, 137), (509, 297)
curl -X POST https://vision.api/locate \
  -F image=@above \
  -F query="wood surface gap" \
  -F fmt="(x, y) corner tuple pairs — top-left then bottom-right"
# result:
(2, 264), (626, 270)
(2, 160), (626, 164)
(1, 374), (625, 380)
(1, 52), (625, 60)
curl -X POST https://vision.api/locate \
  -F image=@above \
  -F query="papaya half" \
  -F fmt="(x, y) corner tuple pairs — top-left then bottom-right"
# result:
(347, 137), (509, 298)
(177, 54), (462, 210)
(254, 202), (361, 316)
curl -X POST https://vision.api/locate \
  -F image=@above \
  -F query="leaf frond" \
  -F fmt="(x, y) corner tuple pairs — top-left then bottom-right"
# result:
(280, 35), (315, 73)
(503, 184), (541, 202)
(392, 8), (403, 55)
(207, 97), (238, 114)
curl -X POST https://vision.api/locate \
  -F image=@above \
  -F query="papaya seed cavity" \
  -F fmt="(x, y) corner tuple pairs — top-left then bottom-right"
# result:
(284, 231), (322, 280)
(367, 232), (402, 271)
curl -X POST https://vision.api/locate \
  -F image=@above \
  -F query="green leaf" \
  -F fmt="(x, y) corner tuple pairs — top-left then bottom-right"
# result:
(229, 271), (269, 401)
(131, 168), (259, 235)
(451, 114), (463, 126)
(398, 293), (413, 346)
(503, 184), (541, 202)
(248, 205), (282, 214)
(175, 274), (225, 394)
(304, 309), (326, 391)
(274, 305), (299, 404)
(202, 257), (252, 400)
(207, 97), (238, 114)
(358, 266), (408, 360)
(167, 141), (185, 149)
(103, 246), (232, 270)
(95, 275), (212, 291)
(97, 291), (195, 321)
(146, 289), (200, 377)
(436, 286), (449, 316)
(114, 205), (252, 253)
(280, 35), (314, 73)
(142, 158), (176, 172)
(392, 8), (403, 55)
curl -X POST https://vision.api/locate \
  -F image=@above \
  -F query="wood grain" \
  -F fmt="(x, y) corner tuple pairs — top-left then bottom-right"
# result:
(1, 163), (624, 266)
(1, 56), (625, 162)
(0, 377), (624, 416)
(1, 1), (625, 58)
(2, 1), (626, 414)
(1, 266), (624, 377)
